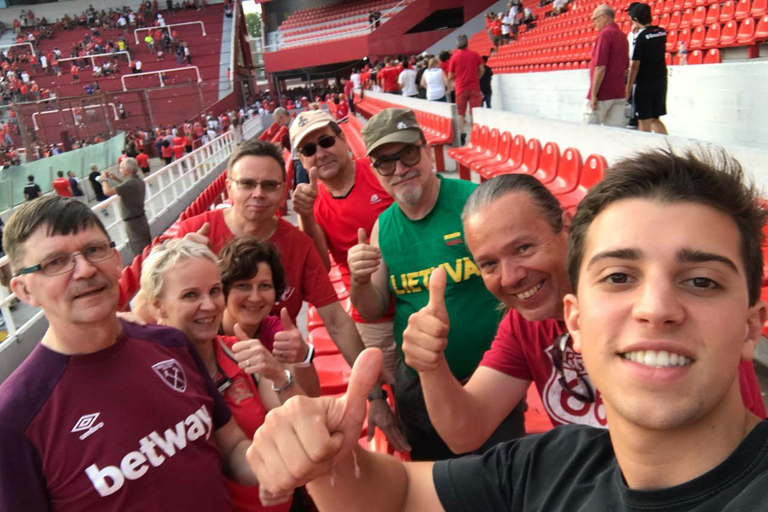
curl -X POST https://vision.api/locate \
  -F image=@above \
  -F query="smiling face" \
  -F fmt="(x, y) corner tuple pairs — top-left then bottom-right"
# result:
(465, 191), (572, 321)
(11, 224), (121, 331)
(370, 141), (434, 206)
(564, 199), (764, 431)
(227, 155), (285, 224)
(153, 257), (224, 346)
(224, 262), (276, 330)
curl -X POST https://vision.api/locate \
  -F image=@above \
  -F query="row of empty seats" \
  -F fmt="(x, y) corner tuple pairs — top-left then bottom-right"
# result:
(280, 0), (402, 30)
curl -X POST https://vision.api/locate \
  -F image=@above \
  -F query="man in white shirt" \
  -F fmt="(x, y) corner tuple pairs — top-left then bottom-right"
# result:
(351, 69), (361, 91)
(397, 63), (418, 98)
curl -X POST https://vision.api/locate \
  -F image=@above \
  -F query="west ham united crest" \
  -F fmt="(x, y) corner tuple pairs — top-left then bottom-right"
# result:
(152, 359), (188, 393)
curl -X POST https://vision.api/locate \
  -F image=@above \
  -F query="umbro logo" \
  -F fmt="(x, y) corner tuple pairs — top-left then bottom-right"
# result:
(72, 413), (105, 441)
(152, 359), (187, 393)
(370, 194), (381, 204)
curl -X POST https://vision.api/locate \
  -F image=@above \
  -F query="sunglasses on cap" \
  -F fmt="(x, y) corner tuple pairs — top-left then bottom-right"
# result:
(298, 135), (337, 157)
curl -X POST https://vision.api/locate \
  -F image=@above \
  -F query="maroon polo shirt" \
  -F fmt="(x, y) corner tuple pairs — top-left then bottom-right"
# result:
(588, 22), (629, 101)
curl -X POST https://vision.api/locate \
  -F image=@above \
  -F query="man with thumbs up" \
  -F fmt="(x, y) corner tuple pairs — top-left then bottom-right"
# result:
(290, 109), (400, 384)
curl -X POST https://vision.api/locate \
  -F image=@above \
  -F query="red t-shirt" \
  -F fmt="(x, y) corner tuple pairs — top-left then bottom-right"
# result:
(480, 310), (766, 428)
(344, 80), (353, 97)
(173, 210), (338, 321)
(172, 145), (184, 159)
(215, 320), (291, 512)
(161, 145), (173, 158)
(588, 22), (629, 101)
(313, 159), (394, 323)
(491, 20), (502, 36)
(334, 102), (349, 120)
(52, 177), (72, 197)
(379, 66), (399, 93)
(136, 153), (150, 168)
(448, 49), (484, 95)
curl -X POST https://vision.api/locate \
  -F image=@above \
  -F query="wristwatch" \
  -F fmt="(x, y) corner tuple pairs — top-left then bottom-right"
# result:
(293, 343), (315, 368)
(271, 369), (295, 395)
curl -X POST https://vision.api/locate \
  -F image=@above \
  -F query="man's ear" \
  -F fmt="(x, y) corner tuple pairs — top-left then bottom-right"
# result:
(742, 300), (767, 361)
(563, 292), (581, 354)
(561, 208), (573, 233)
(10, 276), (41, 308)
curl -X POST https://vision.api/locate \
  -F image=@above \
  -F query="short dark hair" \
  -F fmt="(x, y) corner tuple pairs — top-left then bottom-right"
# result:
(567, 148), (766, 305)
(57, 170), (64, 177)
(462, 173), (564, 233)
(2, 195), (109, 273)
(227, 138), (286, 181)
(27, 175), (34, 181)
(218, 236), (286, 300)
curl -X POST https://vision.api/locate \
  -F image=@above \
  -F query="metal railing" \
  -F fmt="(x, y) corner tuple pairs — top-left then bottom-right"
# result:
(133, 21), (207, 45)
(121, 65), (202, 90)
(0, 129), (240, 349)
(32, 103), (119, 131)
(0, 42), (34, 54)
(57, 50), (133, 68)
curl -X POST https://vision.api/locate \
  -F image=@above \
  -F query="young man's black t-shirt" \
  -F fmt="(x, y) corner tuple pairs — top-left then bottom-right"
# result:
(23, 182), (41, 201)
(433, 421), (768, 511)
(632, 25), (667, 84)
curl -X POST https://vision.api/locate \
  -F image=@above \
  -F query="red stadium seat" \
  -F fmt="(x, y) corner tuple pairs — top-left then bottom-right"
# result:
(668, 9), (682, 29)
(720, 20), (739, 44)
(688, 49), (704, 63)
(666, 29), (679, 51)
(314, 354), (351, 395)
(557, 154), (608, 209)
(332, 279), (349, 300)
(720, 0), (736, 20)
(308, 327), (340, 356)
(735, 0), (752, 19)
(756, 15), (768, 40)
(736, 17), (757, 43)
(329, 265), (343, 283)
(660, 12), (671, 27)
(548, 148), (582, 195)
(705, 3), (721, 24)
(703, 48), (722, 62)
(679, 8), (695, 28)
(307, 305), (323, 331)
(532, 142), (560, 184)
(465, 128), (501, 168)
(518, 138), (542, 175)
(752, 0), (768, 16)
(704, 22), (722, 45)
(483, 134), (526, 176)
(689, 25), (706, 48)
(665, 51), (673, 65)
(692, 5), (708, 25)
(448, 125), (487, 164)
(477, 131), (513, 179)
(677, 27), (693, 48)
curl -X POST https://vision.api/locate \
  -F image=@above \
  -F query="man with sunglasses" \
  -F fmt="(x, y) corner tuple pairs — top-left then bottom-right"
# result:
(346, 109), (525, 461)
(0, 196), (263, 510)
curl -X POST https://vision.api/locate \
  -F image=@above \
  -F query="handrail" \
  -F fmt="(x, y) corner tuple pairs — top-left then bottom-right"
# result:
(0, 42), (34, 54)
(57, 50), (133, 67)
(32, 103), (119, 130)
(133, 21), (207, 45)
(121, 65), (202, 90)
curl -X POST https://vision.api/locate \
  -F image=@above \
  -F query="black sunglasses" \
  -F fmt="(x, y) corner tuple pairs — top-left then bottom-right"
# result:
(551, 333), (596, 404)
(371, 144), (426, 176)
(298, 134), (337, 157)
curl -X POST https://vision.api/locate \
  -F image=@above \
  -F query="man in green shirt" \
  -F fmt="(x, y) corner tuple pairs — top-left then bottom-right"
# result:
(348, 109), (525, 460)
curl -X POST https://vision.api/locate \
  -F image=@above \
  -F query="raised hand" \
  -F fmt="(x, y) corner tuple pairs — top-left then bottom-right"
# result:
(402, 267), (450, 372)
(347, 228), (381, 286)
(292, 166), (318, 217)
(272, 307), (307, 364)
(183, 221), (211, 247)
(232, 323), (284, 383)
(246, 348), (383, 496)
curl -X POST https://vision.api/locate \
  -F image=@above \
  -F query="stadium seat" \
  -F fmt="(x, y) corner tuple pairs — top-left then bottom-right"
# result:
(329, 265), (343, 283)
(688, 49), (704, 63)
(704, 22), (722, 45)
(679, 8), (695, 28)
(692, 5), (708, 25)
(674, 0), (685, 11)
(332, 279), (349, 300)
(532, 142), (560, 184)
(307, 305), (323, 331)
(464, 128), (501, 168)
(483, 134), (526, 176)
(736, 17), (757, 43)
(705, 3), (721, 24)
(448, 125), (485, 163)
(548, 148), (582, 195)
(720, 0), (736, 20)
(308, 327), (340, 356)
(477, 131), (512, 180)
(735, 0), (752, 19)
(720, 20), (739, 44)
(314, 354), (351, 395)
(666, 29), (679, 51)
(678, 27), (693, 46)
(756, 15), (768, 40)
(689, 25), (706, 48)
(669, 9), (682, 29)
(518, 138), (542, 175)
(703, 48), (722, 62)
(664, 0), (675, 12)
(557, 154), (608, 209)
(660, 12), (671, 27)
(665, 52), (673, 65)
(752, 0), (768, 16)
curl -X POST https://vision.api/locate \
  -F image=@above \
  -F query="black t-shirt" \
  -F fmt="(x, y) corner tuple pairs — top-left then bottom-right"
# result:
(23, 182), (41, 200)
(434, 421), (768, 511)
(480, 66), (493, 94)
(632, 26), (667, 84)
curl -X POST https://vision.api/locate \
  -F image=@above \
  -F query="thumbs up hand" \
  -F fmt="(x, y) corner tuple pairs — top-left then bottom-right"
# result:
(247, 349), (383, 496)
(183, 221), (211, 247)
(272, 308), (308, 364)
(292, 166), (319, 217)
(348, 227), (382, 286)
(402, 267), (450, 373)
(232, 323), (284, 383)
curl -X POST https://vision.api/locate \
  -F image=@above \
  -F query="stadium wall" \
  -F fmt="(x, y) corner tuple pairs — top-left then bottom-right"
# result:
(491, 60), (768, 152)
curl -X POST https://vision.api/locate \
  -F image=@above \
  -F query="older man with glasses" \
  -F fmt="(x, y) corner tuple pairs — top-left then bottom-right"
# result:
(346, 108), (526, 461)
(584, 4), (629, 127)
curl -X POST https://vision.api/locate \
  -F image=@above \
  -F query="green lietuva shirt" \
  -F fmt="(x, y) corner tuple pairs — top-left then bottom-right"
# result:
(378, 176), (502, 380)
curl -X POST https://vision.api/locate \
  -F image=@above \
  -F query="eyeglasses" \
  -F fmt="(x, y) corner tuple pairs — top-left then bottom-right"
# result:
(370, 144), (425, 176)
(298, 135), (337, 157)
(227, 178), (284, 192)
(16, 240), (116, 277)
(551, 333), (596, 403)
(592, 13), (606, 21)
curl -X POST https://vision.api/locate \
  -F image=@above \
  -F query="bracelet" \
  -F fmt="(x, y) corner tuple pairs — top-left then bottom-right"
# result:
(294, 343), (315, 368)
(367, 389), (388, 402)
(271, 369), (295, 395)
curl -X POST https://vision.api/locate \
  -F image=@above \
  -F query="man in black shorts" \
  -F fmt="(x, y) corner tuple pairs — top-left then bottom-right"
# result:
(626, 3), (668, 134)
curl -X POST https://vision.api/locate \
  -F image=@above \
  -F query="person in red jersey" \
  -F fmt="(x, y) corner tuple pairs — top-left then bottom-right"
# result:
(136, 147), (151, 175)
(52, 170), (73, 197)
(377, 57), (400, 93)
(448, 35), (485, 135)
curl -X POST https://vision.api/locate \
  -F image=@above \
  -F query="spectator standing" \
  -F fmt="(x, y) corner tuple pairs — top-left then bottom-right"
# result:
(52, 171), (72, 197)
(101, 157), (152, 256)
(448, 35), (485, 139)
(397, 61), (419, 98)
(136, 147), (151, 174)
(23, 175), (42, 201)
(343, 77), (355, 114)
(480, 56), (493, 108)
(378, 58), (400, 94)
(67, 171), (86, 204)
(88, 164), (109, 205)
(584, 5), (629, 127)
(625, 2), (668, 134)
(421, 57), (447, 101)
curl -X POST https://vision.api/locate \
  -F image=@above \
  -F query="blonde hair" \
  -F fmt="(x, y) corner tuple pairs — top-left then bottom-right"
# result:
(140, 238), (219, 301)
(428, 57), (440, 68)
